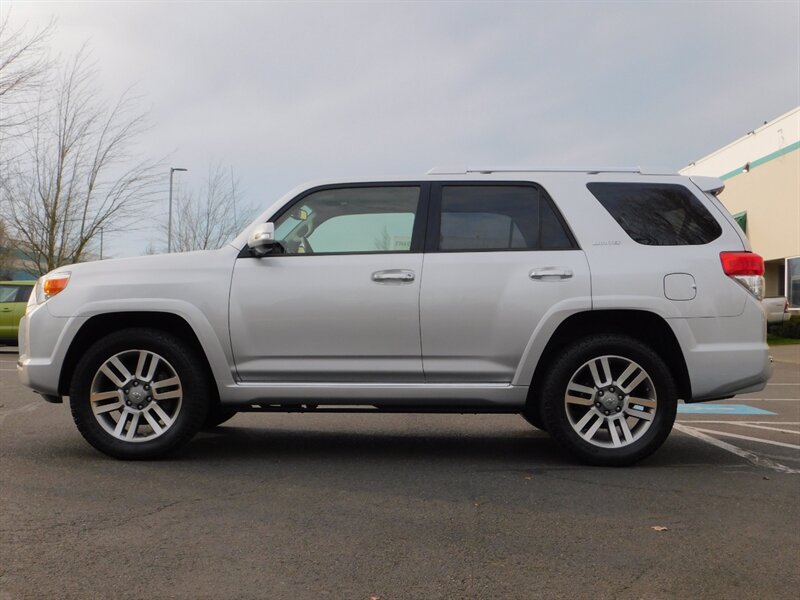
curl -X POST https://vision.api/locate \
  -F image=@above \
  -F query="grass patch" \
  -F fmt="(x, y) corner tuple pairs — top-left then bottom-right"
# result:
(767, 334), (800, 346)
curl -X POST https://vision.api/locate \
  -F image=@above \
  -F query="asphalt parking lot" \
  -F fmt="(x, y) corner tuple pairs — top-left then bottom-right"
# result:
(1, 346), (798, 600)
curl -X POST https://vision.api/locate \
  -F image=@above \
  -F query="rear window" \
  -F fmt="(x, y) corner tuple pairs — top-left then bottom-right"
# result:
(587, 182), (722, 246)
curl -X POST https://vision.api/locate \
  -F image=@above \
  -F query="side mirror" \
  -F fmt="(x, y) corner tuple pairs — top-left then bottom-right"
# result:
(247, 222), (275, 256)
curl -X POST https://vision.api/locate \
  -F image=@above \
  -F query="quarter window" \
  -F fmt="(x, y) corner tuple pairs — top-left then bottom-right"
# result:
(273, 186), (420, 255)
(587, 182), (722, 246)
(437, 185), (574, 251)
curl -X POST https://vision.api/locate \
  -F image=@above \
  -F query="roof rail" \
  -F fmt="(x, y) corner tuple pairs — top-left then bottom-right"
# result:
(426, 166), (644, 175)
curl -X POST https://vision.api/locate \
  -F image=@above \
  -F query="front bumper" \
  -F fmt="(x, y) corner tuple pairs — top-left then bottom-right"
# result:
(17, 304), (85, 397)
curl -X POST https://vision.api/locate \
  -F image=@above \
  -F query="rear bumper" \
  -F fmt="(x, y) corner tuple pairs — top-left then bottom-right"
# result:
(669, 298), (772, 402)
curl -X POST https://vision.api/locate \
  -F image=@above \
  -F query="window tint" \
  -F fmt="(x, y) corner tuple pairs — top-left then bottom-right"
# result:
(274, 186), (419, 254)
(0, 286), (20, 303)
(16, 286), (32, 303)
(587, 183), (722, 246)
(438, 185), (574, 251)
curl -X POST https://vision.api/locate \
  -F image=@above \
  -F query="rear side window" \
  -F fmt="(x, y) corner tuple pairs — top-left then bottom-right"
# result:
(587, 182), (722, 246)
(438, 185), (575, 251)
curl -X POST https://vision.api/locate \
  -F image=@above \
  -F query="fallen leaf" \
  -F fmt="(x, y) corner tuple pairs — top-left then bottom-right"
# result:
(651, 525), (669, 532)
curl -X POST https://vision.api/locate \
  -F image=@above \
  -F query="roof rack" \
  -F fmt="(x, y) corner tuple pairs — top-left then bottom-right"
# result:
(426, 166), (643, 175)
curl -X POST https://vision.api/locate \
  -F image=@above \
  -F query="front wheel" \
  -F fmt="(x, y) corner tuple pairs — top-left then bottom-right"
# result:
(542, 335), (677, 466)
(69, 328), (211, 459)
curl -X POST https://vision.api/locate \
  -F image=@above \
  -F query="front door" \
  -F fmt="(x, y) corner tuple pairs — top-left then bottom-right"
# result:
(230, 184), (426, 383)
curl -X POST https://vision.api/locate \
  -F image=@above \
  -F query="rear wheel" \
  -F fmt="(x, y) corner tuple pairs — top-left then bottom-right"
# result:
(202, 404), (237, 429)
(69, 328), (210, 459)
(542, 335), (677, 466)
(521, 406), (547, 431)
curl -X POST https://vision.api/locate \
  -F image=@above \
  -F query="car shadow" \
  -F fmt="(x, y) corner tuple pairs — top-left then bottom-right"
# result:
(174, 423), (703, 470)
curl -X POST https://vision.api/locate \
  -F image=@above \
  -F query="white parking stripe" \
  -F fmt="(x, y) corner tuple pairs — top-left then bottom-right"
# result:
(674, 424), (800, 474)
(688, 427), (800, 450)
(726, 423), (800, 435)
(678, 420), (800, 424)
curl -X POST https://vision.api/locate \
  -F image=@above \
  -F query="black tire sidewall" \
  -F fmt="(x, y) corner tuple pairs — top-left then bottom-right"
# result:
(542, 335), (677, 466)
(69, 328), (210, 459)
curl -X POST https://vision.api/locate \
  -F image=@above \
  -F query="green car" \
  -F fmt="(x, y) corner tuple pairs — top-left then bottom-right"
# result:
(0, 281), (35, 344)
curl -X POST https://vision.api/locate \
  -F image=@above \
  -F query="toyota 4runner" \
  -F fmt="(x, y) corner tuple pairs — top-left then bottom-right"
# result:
(17, 167), (772, 465)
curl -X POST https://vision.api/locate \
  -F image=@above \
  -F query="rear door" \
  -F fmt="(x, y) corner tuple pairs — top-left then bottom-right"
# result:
(419, 182), (591, 383)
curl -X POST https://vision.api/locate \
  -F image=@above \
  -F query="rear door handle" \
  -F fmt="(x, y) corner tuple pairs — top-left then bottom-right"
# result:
(372, 269), (415, 283)
(529, 267), (573, 280)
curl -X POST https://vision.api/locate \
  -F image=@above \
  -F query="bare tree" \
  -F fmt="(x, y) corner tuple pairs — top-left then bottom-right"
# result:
(0, 47), (161, 275)
(0, 219), (15, 279)
(168, 164), (251, 253)
(0, 12), (52, 137)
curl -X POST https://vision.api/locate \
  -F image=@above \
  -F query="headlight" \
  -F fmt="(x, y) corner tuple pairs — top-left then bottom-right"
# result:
(30, 272), (71, 308)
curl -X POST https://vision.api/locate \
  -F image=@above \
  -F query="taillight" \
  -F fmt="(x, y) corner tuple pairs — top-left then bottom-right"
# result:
(720, 252), (764, 300)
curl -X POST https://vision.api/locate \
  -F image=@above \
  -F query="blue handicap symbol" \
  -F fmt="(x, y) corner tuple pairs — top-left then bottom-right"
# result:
(677, 403), (776, 415)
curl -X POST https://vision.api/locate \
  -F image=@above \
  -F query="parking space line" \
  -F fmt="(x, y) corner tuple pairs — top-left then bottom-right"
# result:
(677, 421), (800, 425)
(688, 426), (800, 450)
(725, 423), (800, 435)
(674, 423), (800, 474)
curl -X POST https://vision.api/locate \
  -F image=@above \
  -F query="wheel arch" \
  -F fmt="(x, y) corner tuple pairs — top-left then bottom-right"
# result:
(525, 310), (691, 413)
(58, 312), (221, 403)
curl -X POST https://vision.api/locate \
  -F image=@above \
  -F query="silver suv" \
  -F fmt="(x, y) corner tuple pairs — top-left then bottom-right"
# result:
(17, 167), (772, 465)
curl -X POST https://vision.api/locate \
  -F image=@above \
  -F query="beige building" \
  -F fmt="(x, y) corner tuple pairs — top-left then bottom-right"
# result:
(681, 106), (800, 309)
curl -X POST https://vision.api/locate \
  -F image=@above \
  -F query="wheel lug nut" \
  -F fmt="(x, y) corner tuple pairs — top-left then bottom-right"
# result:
(133, 381), (139, 387)
(147, 396), (152, 401)
(123, 388), (129, 394)
(610, 387), (615, 392)
(144, 385), (149, 391)
(595, 402), (601, 407)
(125, 400), (131, 406)
(137, 404), (143, 410)
(616, 406), (622, 412)
(604, 410), (610, 416)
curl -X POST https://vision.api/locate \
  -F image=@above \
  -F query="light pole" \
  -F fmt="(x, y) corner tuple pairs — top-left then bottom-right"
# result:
(168, 167), (188, 253)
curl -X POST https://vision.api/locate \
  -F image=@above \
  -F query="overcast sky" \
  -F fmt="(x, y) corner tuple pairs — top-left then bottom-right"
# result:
(5, 0), (800, 258)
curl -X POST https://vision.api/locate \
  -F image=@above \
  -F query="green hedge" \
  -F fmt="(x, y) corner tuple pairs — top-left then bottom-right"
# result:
(769, 315), (800, 339)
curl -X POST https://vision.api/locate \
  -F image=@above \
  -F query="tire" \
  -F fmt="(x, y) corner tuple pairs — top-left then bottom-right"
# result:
(202, 404), (237, 430)
(69, 328), (211, 460)
(542, 335), (677, 466)
(521, 406), (547, 431)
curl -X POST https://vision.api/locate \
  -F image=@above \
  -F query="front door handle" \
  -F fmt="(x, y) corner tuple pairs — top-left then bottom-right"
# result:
(0, 307), (11, 312)
(372, 269), (415, 283)
(529, 267), (573, 280)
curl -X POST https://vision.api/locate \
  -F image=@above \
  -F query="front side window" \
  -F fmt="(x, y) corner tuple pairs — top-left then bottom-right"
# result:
(0, 286), (19, 303)
(272, 186), (419, 255)
(437, 185), (574, 251)
(587, 182), (723, 246)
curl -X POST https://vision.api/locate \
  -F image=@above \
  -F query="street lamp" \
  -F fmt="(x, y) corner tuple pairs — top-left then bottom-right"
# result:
(167, 167), (188, 253)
